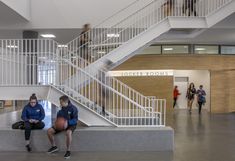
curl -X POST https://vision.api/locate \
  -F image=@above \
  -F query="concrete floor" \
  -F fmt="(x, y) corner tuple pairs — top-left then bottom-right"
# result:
(0, 109), (235, 161)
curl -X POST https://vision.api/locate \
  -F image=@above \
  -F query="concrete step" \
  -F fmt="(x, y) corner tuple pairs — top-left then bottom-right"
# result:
(0, 127), (173, 152)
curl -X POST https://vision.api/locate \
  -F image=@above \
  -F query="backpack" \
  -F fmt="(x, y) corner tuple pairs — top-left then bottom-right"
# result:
(12, 121), (25, 129)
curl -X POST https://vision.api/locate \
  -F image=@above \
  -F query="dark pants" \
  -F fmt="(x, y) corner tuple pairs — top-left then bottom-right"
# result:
(182, 0), (197, 16)
(24, 121), (45, 141)
(198, 102), (203, 114)
(79, 45), (89, 62)
(173, 97), (177, 108)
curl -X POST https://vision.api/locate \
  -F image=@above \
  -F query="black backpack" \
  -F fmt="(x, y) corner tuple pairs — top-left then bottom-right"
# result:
(12, 121), (25, 129)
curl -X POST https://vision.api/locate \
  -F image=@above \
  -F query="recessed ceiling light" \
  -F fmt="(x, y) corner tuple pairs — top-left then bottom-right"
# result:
(6, 45), (18, 48)
(41, 34), (56, 38)
(163, 48), (173, 51)
(58, 44), (68, 48)
(107, 34), (120, 38)
(38, 57), (47, 59)
(195, 48), (205, 51)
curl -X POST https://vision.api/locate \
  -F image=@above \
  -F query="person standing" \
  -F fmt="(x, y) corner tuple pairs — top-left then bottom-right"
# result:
(182, 0), (197, 16)
(47, 95), (78, 159)
(97, 60), (112, 116)
(164, 0), (174, 16)
(173, 86), (181, 108)
(79, 23), (91, 62)
(186, 83), (196, 114)
(196, 85), (206, 114)
(21, 93), (45, 152)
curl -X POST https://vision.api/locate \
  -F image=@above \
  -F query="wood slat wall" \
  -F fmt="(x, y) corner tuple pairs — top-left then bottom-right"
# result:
(114, 54), (235, 113)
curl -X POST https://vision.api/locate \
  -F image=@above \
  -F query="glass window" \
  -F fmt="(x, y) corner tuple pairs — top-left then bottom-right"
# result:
(194, 45), (219, 54)
(138, 46), (161, 55)
(162, 45), (189, 54)
(221, 46), (235, 54)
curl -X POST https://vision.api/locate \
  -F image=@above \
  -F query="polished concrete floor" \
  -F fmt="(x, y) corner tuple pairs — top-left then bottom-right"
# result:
(0, 109), (235, 161)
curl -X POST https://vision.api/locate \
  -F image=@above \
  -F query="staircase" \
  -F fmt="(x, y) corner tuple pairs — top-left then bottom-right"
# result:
(63, 0), (235, 89)
(0, 39), (166, 127)
(0, 0), (234, 127)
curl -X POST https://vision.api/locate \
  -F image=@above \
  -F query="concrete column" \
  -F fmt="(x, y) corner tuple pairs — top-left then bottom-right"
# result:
(22, 31), (38, 85)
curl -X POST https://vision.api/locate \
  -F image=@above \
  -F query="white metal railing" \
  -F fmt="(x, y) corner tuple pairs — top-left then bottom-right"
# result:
(56, 59), (166, 127)
(0, 39), (166, 127)
(58, 0), (232, 126)
(0, 39), (57, 85)
(59, 0), (231, 116)
(0, 0), (232, 126)
(62, 53), (166, 120)
(64, 0), (232, 68)
(57, 52), (166, 126)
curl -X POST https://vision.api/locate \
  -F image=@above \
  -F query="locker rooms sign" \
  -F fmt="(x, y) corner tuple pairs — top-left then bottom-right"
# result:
(107, 70), (174, 77)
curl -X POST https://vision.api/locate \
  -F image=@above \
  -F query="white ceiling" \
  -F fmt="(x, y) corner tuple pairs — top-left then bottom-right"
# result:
(0, 29), (81, 44)
(0, 2), (28, 26)
(155, 13), (235, 45)
(0, 13), (235, 45)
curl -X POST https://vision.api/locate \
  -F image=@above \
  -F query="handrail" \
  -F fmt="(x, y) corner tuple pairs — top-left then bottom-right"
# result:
(53, 44), (164, 126)
(62, 50), (158, 108)
(57, 57), (164, 126)
(61, 58), (157, 115)
(65, 0), (232, 68)
(66, 0), (154, 44)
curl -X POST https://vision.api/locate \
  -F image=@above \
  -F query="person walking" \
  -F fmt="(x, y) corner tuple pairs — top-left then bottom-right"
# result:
(79, 23), (91, 62)
(196, 85), (206, 114)
(182, 0), (197, 16)
(173, 85), (181, 108)
(186, 83), (196, 114)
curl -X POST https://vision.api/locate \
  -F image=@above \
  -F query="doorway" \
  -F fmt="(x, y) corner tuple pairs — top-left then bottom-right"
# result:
(174, 77), (188, 109)
(173, 70), (210, 111)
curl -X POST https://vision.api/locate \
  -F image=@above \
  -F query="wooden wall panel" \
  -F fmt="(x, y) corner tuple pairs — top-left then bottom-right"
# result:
(114, 55), (235, 70)
(116, 77), (174, 113)
(114, 54), (235, 113)
(211, 70), (235, 113)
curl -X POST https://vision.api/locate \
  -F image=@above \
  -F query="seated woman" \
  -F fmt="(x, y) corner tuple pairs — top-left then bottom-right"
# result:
(21, 93), (45, 152)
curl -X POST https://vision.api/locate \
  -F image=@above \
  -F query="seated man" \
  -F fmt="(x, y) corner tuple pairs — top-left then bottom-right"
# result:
(47, 95), (78, 159)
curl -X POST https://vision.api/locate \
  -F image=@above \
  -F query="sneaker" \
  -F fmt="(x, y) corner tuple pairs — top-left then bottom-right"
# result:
(47, 146), (59, 154)
(189, 110), (192, 114)
(26, 145), (32, 152)
(64, 151), (71, 159)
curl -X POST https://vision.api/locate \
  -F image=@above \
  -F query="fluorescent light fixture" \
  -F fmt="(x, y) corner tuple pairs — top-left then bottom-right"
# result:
(97, 51), (106, 54)
(163, 48), (173, 51)
(41, 34), (56, 38)
(38, 57), (47, 59)
(195, 48), (205, 51)
(58, 44), (68, 48)
(107, 34), (120, 38)
(6, 45), (18, 49)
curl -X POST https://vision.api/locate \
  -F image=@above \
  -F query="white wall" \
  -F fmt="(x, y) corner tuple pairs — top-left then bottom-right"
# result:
(174, 70), (210, 111)
(0, 0), (30, 20)
(0, 0), (155, 29)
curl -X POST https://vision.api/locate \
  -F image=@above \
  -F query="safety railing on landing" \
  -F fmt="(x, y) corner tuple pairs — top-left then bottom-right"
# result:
(62, 52), (166, 117)
(56, 57), (166, 127)
(64, 0), (233, 68)
(0, 39), (166, 127)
